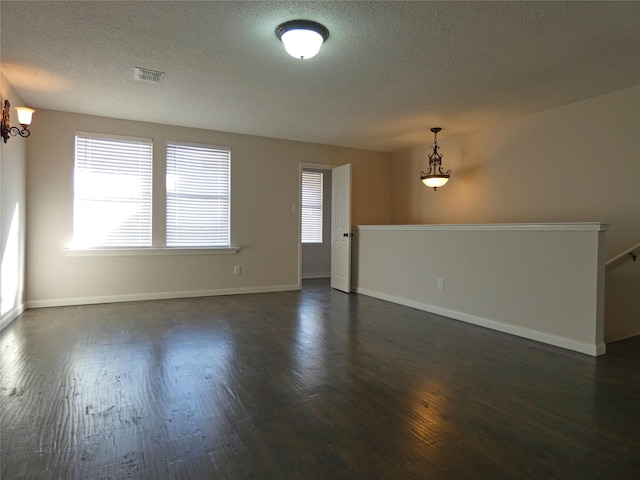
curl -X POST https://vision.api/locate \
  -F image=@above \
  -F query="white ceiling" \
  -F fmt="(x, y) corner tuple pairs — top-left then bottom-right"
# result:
(2, 1), (639, 152)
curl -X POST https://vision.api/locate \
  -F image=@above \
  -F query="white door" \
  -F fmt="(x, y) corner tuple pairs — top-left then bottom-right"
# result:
(331, 164), (352, 293)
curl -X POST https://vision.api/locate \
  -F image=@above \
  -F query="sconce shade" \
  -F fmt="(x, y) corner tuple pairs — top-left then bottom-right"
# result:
(276, 20), (329, 59)
(15, 106), (35, 126)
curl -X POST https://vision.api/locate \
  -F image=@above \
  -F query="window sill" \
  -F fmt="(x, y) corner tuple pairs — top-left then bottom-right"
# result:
(63, 247), (240, 257)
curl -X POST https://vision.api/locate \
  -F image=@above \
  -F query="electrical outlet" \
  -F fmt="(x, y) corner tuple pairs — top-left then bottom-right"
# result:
(437, 278), (444, 290)
(234, 265), (241, 275)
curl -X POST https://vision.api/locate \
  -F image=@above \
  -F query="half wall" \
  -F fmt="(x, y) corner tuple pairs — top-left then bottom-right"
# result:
(352, 223), (607, 356)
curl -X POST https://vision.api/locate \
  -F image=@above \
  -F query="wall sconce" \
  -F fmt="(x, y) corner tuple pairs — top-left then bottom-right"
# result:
(2, 100), (35, 143)
(420, 127), (451, 190)
(276, 20), (329, 59)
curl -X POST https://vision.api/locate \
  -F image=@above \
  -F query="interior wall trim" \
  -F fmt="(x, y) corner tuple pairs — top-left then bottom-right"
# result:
(355, 222), (609, 232)
(24, 284), (300, 309)
(355, 287), (606, 357)
(0, 304), (25, 332)
(302, 273), (331, 280)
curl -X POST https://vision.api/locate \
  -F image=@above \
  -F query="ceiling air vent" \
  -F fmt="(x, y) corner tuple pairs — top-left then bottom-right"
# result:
(134, 67), (165, 83)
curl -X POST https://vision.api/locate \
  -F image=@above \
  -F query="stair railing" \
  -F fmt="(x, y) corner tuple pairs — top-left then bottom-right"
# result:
(605, 242), (640, 271)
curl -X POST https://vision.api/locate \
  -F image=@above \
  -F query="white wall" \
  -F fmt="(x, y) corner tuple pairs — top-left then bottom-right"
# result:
(0, 74), (28, 329)
(13, 80), (638, 343)
(26, 110), (391, 307)
(605, 258), (640, 341)
(390, 86), (640, 342)
(353, 224), (607, 356)
(302, 168), (332, 279)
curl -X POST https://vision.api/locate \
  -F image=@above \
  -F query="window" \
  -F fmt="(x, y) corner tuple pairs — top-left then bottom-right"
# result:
(301, 170), (323, 243)
(166, 143), (230, 247)
(73, 133), (152, 248)
(71, 135), (233, 252)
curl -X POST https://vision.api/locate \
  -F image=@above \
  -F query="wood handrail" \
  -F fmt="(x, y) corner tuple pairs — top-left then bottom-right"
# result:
(605, 242), (640, 270)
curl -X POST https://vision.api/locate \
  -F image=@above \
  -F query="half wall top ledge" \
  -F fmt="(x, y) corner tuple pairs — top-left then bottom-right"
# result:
(355, 222), (609, 232)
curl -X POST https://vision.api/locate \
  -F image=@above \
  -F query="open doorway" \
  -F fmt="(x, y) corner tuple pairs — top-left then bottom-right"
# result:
(301, 167), (332, 280)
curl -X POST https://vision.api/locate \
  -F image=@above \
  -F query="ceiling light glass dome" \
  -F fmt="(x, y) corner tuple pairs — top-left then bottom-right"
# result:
(276, 20), (329, 59)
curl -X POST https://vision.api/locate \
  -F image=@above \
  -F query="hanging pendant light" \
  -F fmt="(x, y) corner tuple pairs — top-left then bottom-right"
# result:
(276, 20), (329, 59)
(420, 127), (451, 190)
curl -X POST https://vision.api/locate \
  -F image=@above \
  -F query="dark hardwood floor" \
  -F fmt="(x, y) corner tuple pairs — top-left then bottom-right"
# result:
(2, 279), (639, 479)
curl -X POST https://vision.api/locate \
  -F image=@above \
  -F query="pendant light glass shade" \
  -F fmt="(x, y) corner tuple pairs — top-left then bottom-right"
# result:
(276, 20), (329, 59)
(421, 175), (449, 189)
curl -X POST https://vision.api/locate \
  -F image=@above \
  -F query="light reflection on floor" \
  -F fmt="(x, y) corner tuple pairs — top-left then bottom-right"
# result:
(293, 297), (327, 390)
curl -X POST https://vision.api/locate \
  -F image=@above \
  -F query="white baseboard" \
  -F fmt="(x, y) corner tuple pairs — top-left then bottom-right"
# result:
(355, 287), (605, 357)
(0, 303), (25, 331)
(302, 273), (330, 280)
(25, 284), (300, 309)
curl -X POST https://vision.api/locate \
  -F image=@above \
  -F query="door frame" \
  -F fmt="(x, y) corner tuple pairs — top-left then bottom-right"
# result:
(297, 163), (335, 289)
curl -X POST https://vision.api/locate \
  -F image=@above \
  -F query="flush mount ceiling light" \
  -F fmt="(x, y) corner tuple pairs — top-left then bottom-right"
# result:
(276, 20), (329, 59)
(1, 100), (35, 143)
(420, 127), (451, 191)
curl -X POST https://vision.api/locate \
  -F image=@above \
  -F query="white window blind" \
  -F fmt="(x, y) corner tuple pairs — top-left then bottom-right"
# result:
(166, 143), (230, 247)
(74, 134), (152, 248)
(301, 170), (323, 243)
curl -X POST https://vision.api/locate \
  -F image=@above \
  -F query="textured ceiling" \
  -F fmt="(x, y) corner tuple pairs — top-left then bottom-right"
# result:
(1, 1), (639, 152)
